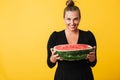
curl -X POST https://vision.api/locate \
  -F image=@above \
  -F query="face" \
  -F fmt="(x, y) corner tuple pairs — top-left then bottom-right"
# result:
(64, 11), (80, 31)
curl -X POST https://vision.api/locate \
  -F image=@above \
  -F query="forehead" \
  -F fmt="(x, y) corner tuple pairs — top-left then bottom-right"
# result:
(65, 11), (79, 18)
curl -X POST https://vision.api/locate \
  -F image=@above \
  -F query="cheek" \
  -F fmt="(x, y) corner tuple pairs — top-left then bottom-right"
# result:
(75, 20), (80, 25)
(64, 20), (70, 25)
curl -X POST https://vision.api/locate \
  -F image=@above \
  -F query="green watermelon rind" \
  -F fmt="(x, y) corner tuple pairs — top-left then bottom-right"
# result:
(55, 48), (93, 61)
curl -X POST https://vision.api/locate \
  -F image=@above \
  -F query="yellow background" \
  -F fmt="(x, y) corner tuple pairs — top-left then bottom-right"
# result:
(0, 0), (120, 80)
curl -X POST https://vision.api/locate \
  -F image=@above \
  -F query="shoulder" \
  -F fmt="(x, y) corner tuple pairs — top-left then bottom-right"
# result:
(50, 30), (64, 36)
(49, 30), (64, 39)
(79, 29), (95, 36)
(80, 30), (96, 46)
(54, 30), (64, 34)
(79, 29), (93, 33)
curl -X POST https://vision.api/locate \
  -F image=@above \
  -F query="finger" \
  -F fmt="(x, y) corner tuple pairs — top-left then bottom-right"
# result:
(54, 54), (59, 57)
(56, 56), (63, 60)
(56, 57), (61, 60)
(50, 48), (56, 55)
(59, 58), (63, 61)
(93, 46), (96, 52)
(89, 46), (96, 54)
(85, 54), (89, 59)
(87, 54), (94, 58)
(89, 52), (95, 55)
(50, 48), (54, 52)
(89, 53), (95, 59)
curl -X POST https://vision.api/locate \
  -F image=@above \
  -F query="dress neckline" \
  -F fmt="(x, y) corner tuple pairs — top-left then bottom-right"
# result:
(63, 29), (80, 44)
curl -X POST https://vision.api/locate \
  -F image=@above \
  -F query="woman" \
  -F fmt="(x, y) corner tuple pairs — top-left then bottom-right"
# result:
(47, 0), (97, 80)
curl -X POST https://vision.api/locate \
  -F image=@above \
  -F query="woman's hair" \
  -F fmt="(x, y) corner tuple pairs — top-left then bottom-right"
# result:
(63, 0), (81, 19)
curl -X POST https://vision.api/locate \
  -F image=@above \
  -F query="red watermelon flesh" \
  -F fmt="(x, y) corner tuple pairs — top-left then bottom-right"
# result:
(54, 44), (92, 51)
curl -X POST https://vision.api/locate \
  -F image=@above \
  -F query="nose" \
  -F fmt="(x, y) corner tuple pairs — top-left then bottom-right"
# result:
(70, 20), (74, 25)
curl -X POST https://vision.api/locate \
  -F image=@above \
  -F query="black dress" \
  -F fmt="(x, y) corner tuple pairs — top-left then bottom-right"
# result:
(47, 29), (97, 80)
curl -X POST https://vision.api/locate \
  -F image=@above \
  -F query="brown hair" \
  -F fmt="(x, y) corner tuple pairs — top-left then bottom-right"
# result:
(63, 0), (81, 19)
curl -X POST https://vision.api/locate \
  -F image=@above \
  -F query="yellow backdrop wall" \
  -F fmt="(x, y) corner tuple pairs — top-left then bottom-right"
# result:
(0, 0), (120, 80)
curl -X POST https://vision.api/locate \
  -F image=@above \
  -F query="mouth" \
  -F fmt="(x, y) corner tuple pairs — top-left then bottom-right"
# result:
(70, 25), (76, 28)
(69, 26), (77, 30)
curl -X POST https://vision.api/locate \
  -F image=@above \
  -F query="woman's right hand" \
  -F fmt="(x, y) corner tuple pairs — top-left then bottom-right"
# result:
(50, 48), (62, 63)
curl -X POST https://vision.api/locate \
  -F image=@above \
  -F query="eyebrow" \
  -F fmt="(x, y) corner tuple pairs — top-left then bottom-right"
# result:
(74, 17), (79, 20)
(67, 17), (79, 20)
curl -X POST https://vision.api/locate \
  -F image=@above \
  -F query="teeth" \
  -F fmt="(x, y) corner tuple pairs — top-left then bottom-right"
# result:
(71, 26), (74, 27)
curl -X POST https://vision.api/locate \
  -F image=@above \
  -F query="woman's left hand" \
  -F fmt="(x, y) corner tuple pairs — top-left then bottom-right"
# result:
(85, 46), (96, 62)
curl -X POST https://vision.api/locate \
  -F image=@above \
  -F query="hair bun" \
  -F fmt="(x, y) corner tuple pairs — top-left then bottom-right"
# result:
(66, 0), (74, 7)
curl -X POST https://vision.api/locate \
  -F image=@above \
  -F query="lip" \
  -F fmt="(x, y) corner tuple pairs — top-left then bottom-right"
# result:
(69, 26), (76, 28)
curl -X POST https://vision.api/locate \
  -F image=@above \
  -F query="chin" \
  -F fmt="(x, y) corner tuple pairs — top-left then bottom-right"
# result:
(69, 28), (77, 31)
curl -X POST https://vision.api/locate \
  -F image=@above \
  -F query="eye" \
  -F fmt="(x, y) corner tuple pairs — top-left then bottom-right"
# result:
(74, 17), (79, 20)
(67, 18), (71, 20)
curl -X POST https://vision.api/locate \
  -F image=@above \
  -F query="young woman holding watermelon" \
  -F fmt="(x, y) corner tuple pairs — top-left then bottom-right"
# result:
(47, 0), (97, 80)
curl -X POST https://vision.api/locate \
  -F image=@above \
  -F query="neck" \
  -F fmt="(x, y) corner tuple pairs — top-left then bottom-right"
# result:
(65, 28), (79, 34)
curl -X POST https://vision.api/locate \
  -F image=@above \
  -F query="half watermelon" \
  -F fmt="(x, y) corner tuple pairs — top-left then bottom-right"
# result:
(54, 44), (93, 61)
